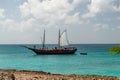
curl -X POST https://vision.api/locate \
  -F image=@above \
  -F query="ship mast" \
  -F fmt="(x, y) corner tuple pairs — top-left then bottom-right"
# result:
(58, 29), (60, 48)
(42, 29), (45, 49)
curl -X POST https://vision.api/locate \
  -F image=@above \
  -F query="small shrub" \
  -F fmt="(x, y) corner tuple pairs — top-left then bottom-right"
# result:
(109, 45), (120, 54)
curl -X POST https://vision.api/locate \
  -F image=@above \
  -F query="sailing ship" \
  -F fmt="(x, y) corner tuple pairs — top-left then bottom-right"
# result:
(24, 30), (77, 55)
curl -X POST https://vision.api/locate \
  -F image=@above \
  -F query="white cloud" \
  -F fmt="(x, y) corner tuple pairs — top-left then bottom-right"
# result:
(1, 18), (39, 32)
(19, 2), (31, 17)
(113, 6), (120, 12)
(20, 0), (71, 19)
(118, 17), (120, 20)
(65, 12), (80, 24)
(20, 18), (38, 31)
(0, 8), (5, 18)
(2, 19), (19, 31)
(82, 0), (114, 18)
(72, 0), (83, 5)
(0, 0), (83, 32)
(19, 0), (82, 26)
(93, 24), (111, 31)
(117, 26), (120, 29)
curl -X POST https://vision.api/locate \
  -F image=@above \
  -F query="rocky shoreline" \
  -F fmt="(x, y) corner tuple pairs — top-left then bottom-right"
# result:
(0, 69), (119, 80)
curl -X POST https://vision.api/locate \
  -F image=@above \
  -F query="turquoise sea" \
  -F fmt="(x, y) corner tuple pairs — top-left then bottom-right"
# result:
(0, 44), (120, 77)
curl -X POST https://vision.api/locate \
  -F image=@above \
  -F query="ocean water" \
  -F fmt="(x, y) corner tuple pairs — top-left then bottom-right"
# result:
(0, 44), (120, 77)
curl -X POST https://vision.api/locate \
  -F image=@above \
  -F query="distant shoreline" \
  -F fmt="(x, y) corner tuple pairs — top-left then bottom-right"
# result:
(0, 69), (119, 80)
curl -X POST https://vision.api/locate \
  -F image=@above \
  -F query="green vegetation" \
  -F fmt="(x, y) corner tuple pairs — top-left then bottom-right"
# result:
(109, 45), (120, 54)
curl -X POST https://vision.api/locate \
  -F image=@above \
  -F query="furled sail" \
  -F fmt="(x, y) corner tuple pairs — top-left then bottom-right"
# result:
(60, 30), (69, 46)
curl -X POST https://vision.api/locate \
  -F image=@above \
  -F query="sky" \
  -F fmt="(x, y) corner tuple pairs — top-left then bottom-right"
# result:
(0, 0), (120, 44)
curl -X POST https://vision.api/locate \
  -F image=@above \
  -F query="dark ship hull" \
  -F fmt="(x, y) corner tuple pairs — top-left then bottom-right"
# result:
(26, 47), (77, 55)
